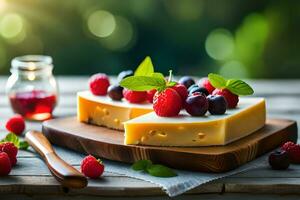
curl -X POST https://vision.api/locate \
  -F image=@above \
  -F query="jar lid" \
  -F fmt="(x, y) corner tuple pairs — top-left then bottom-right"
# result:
(11, 55), (53, 71)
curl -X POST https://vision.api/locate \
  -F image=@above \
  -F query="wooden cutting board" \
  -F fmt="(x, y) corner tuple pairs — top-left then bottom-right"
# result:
(42, 117), (298, 173)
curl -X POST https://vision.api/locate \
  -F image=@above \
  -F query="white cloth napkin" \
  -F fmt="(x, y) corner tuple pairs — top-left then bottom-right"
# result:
(104, 155), (268, 197)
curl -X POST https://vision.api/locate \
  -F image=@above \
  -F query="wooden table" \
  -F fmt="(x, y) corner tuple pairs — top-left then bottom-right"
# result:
(1, 76), (300, 200)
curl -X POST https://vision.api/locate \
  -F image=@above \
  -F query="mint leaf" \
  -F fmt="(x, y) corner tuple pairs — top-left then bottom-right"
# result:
(146, 164), (177, 178)
(132, 160), (177, 178)
(19, 141), (29, 150)
(132, 159), (152, 171)
(134, 56), (154, 76)
(1, 133), (20, 147)
(151, 72), (165, 80)
(120, 76), (166, 91)
(1, 133), (29, 150)
(226, 79), (254, 95)
(208, 73), (227, 88)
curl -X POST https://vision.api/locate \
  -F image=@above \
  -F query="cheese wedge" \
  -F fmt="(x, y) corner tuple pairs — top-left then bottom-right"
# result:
(77, 91), (153, 130)
(124, 98), (266, 146)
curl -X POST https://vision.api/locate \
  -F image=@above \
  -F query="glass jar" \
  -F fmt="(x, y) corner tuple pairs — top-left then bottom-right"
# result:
(6, 55), (58, 121)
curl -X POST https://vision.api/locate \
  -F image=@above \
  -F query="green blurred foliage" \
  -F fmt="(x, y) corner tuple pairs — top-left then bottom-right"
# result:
(0, 0), (299, 78)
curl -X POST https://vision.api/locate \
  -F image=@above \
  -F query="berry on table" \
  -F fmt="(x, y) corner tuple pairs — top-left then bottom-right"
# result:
(0, 142), (18, 166)
(200, 78), (215, 94)
(281, 141), (300, 163)
(187, 84), (198, 92)
(123, 89), (147, 103)
(89, 73), (110, 96)
(107, 85), (123, 101)
(172, 84), (188, 105)
(0, 152), (11, 176)
(268, 150), (290, 170)
(153, 88), (182, 117)
(188, 85), (209, 96)
(117, 70), (134, 82)
(178, 76), (195, 89)
(81, 155), (104, 179)
(207, 95), (227, 115)
(146, 89), (157, 103)
(185, 93), (209, 116)
(5, 114), (25, 135)
(212, 89), (239, 108)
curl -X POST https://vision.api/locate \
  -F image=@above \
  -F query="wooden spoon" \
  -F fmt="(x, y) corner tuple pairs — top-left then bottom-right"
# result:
(25, 130), (88, 189)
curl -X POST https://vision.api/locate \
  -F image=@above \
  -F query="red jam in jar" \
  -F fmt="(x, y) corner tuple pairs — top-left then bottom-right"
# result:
(9, 90), (57, 121)
(6, 55), (58, 121)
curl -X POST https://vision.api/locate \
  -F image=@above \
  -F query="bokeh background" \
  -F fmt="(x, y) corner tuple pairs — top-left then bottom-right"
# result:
(0, 0), (299, 78)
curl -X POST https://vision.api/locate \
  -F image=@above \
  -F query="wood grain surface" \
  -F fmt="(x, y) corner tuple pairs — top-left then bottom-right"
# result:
(42, 117), (297, 172)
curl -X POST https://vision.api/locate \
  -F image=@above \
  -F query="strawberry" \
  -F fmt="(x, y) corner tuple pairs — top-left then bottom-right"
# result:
(281, 141), (300, 163)
(200, 78), (215, 94)
(0, 142), (18, 166)
(5, 115), (25, 135)
(212, 89), (239, 108)
(172, 84), (188, 105)
(89, 73), (110, 95)
(123, 89), (147, 103)
(153, 88), (182, 117)
(81, 155), (104, 179)
(146, 89), (157, 103)
(0, 152), (11, 176)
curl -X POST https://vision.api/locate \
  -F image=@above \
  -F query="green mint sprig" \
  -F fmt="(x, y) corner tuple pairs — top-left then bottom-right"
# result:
(134, 56), (154, 76)
(120, 70), (175, 92)
(132, 159), (177, 178)
(208, 73), (254, 96)
(133, 56), (165, 79)
(1, 133), (29, 150)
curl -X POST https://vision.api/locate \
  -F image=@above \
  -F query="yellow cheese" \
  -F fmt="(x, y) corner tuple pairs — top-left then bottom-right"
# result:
(124, 98), (266, 146)
(77, 91), (153, 130)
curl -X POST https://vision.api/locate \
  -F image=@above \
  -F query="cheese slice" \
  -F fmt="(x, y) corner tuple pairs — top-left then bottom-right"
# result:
(124, 98), (266, 146)
(77, 91), (153, 130)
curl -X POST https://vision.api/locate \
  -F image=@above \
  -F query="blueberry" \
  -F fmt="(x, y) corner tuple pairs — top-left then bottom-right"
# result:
(185, 94), (208, 116)
(178, 76), (195, 89)
(189, 85), (209, 96)
(187, 84), (198, 92)
(207, 95), (227, 115)
(117, 70), (134, 82)
(108, 85), (124, 101)
(268, 150), (290, 170)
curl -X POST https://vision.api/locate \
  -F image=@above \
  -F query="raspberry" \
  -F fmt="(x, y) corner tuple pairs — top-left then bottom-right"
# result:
(0, 152), (11, 176)
(89, 73), (110, 95)
(146, 89), (157, 103)
(281, 141), (296, 150)
(0, 142), (18, 166)
(212, 89), (239, 108)
(200, 78), (215, 94)
(172, 84), (188, 105)
(123, 89), (147, 103)
(281, 141), (300, 163)
(5, 115), (25, 135)
(153, 88), (182, 117)
(81, 155), (104, 179)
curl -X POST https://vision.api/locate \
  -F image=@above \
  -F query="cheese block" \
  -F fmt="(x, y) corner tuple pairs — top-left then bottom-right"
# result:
(124, 98), (266, 146)
(77, 91), (153, 130)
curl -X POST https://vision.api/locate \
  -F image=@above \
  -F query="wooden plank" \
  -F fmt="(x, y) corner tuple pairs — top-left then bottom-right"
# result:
(2, 194), (300, 200)
(0, 176), (222, 196)
(222, 178), (300, 194)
